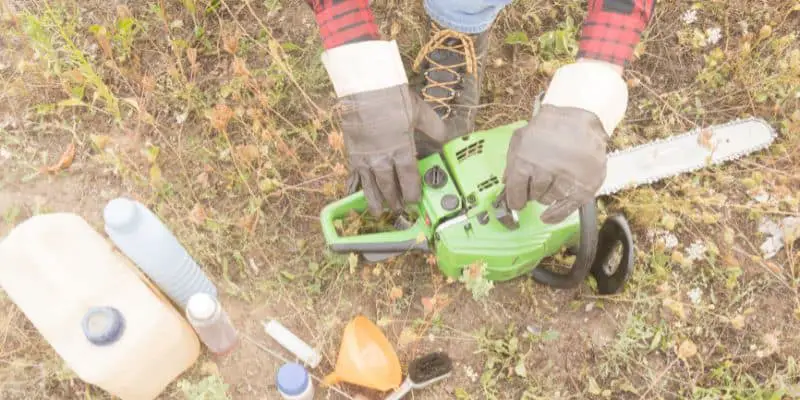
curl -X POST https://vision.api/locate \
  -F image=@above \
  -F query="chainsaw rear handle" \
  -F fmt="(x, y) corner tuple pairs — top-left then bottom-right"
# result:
(530, 201), (599, 289)
(319, 190), (430, 255)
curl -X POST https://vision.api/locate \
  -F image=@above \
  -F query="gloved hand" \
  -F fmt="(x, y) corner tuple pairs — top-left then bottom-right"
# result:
(322, 40), (449, 216)
(503, 60), (629, 224)
(338, 85), (449, 216)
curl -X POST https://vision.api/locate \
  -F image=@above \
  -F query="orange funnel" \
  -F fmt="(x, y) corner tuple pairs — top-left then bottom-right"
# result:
(323, 315), (402, 391)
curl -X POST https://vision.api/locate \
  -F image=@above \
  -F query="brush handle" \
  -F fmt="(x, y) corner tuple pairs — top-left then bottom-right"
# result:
(383, 378), (413, 400)
(262, 320), (321, 368)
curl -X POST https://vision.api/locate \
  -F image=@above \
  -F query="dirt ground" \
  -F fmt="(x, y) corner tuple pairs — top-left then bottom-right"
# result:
(1, 0), (799, 399)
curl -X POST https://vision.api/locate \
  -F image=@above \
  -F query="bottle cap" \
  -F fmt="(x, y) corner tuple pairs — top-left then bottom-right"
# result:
(82, 307), (125, 346)
(187, 292), (218, 321)
(103, 197), (139, 232)
(276, 362), (309, 396)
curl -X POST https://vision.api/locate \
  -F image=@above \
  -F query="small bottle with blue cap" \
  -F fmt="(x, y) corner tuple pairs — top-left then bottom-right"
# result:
(276, 362), (315, 400)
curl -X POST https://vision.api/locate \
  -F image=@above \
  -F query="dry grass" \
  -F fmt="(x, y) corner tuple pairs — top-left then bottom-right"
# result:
(1, 0), (799, 399)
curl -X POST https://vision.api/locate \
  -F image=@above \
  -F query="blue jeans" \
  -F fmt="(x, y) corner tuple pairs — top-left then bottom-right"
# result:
(424, 0), (514, 34)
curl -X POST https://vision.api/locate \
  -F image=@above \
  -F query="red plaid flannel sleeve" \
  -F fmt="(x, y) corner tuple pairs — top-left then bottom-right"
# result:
(579, 0), (656, 66)
(305, 0), (381, 49)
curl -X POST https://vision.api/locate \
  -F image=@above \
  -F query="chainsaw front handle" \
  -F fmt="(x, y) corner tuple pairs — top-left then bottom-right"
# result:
(590, 214), (635, 294)
(530, 201), (598, 289)
(319, 190), (430, 255)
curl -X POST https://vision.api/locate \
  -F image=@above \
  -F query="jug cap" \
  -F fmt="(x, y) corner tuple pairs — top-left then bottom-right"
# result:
(104, 197), (140, 232)
(187, 292), (218, 321)
(82, 307), (125, 346)
(276, 362), (309, 396)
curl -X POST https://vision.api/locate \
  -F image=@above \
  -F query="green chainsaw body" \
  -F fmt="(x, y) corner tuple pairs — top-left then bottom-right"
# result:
(320, 121), (586, 283)
(320, 113), (776, 291)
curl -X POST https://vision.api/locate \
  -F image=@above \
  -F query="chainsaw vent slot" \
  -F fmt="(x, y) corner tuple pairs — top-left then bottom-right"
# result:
(478, 176), (499, 191)
(456, 140), (484, 162)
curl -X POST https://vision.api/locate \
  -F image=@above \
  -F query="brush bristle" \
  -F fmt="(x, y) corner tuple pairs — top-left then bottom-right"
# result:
(408, 352), (453, 383)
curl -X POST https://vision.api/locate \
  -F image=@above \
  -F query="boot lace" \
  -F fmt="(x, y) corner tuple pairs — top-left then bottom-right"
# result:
(412, 26), (479, 119)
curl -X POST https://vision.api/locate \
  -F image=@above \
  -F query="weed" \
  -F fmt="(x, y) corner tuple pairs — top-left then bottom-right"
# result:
(460, 260), (495, 301)
(475, 324), (529, 399)
(19, 4), (121, 120)
(177, 374), (230, 400)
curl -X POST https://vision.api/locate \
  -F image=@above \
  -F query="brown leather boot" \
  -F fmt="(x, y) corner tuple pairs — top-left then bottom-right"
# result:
(411, 19), (492, 156)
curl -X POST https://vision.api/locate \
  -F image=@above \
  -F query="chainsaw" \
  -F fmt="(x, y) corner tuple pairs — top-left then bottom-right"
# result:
(319, 113), (776, 294)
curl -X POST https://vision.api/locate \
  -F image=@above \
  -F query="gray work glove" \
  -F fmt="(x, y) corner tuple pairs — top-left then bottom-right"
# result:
(339, 84), (449, 216)
(503, 60), (629, 223)
(503, 104), (608, 223)
(322, 39), (450, 216)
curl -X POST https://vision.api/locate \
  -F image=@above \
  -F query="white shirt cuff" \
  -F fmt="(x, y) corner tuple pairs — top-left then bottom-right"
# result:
(321, 40), (409, 98)
(541, 61), (629, 136)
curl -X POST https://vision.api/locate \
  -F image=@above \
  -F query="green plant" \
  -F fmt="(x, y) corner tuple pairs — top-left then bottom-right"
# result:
(177, 374), (231, 400)
(20, 4), (121, 120)
(460, 261), (495, 301)
(537, 15), (579, 61)
(476, 324), (530, 399)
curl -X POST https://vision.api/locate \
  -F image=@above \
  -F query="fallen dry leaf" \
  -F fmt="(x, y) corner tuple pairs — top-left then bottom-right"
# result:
(189, 203), (207, 225)
(677, 339), (698, 360)
(421, 296), (435, 315)
(698, 127), (715, 151)
(729, 314), (746, 330)
(186, 47), (197, 67)
(141, 75), (155, 93)
(149, 164), (163, 187)
(397, 327), (419, 348)
(64, 68), (85, 84)
(116, 4), (132, 18)
(757, 332), (780, 358)
(425, 253), (437, 266)
(663, 297), (687, 320)
(43, 142), (76, 173)
(200, 360), (220, 376)
(232, 57), (250, 77)
(390, 20), (401, 38)
(222, 29), (241, 55)
(389, 286), (403, 301)
(196, 171), (210, 187)
(91, 25), (113, 59)
(348, 253), (358, 274)
(209, 104), (234, 132)
(237, 212), (259, 233)
(327, 130), (344, 152)
(235, 144), (260, 166)
(90, 134), (110, 151)
(332, 162), (347, 177)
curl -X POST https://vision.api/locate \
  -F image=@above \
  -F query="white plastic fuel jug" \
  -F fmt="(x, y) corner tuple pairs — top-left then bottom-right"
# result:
(0, 212), (200, 400)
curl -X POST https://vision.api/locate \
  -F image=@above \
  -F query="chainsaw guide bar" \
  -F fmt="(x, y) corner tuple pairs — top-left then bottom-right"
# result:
(599, 117), (777, 196)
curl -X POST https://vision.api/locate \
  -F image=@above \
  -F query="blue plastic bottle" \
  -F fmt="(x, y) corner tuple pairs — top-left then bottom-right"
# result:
(103, 197), (217, 309)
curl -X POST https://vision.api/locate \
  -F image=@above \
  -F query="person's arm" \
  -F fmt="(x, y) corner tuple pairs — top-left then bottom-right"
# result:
(503, 1), (657, 222)
(304, 0), (381, 49)
(577, 0), (657, 74)
(303, 1), (444, 216)
(303, 0), (406, 100)
(540, 0), (656, 137)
